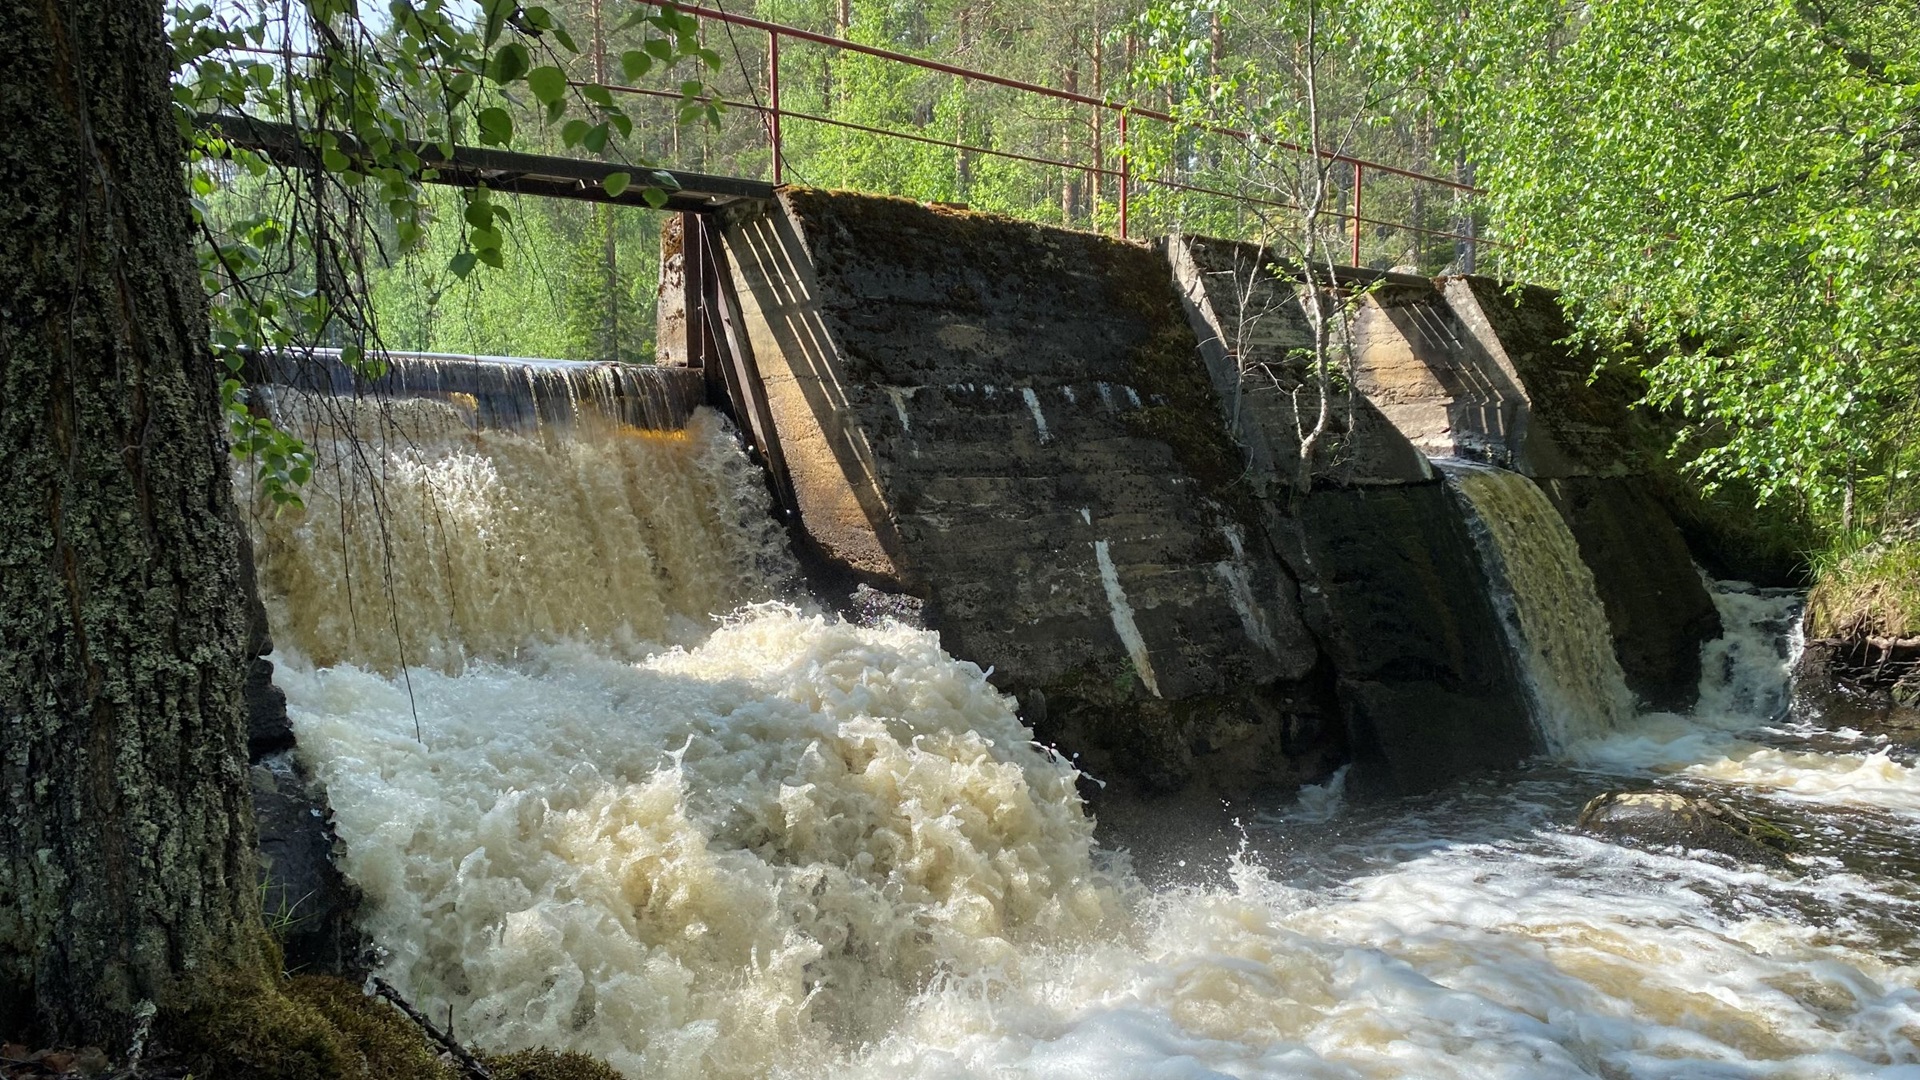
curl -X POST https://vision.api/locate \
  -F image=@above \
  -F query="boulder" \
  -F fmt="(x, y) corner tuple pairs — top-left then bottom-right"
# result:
(1576, 790), (1797, 869)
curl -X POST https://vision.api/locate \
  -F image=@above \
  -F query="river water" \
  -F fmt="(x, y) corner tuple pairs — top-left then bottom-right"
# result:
(248, 398), (1920, 1078)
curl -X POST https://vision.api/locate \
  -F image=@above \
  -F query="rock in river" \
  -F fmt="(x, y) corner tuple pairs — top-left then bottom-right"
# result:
(1576, 791), (1798, 870)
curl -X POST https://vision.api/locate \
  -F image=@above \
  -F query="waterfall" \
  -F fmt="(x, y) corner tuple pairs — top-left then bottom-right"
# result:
(243, 382), (796, 673)
(249, 348), (708, 433)
(1441, 462), (1634, 753)
(244, 372), (1920, 1080)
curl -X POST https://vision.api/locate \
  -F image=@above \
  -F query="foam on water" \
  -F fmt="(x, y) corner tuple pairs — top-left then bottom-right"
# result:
(289, 609), (1124, 1078)
(260, 400), (1920, 1077)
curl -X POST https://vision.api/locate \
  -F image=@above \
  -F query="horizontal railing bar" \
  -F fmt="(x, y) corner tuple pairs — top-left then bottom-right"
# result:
(660, 1), (1479, 192)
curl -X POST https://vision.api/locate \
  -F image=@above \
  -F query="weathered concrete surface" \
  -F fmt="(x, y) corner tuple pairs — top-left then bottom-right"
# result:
(1167, 236), (1431, 489)
(1441, 278), (1723, 707)
(722, 192), (1338, 797)
(1539, 476), (1723, 711)
(1352, 278), (1530, 467)
(1169, 235), (1535, 790)
(1286, 485), (1538, 789)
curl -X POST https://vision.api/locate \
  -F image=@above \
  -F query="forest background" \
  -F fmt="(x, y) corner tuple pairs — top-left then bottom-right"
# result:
(202, 0), (1920, 646)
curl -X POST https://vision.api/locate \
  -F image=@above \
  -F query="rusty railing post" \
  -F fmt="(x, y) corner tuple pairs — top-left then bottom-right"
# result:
(1351, 162), (1364, 267)
(1117, 109), (1129, 240)
(768, 28), (783, 184)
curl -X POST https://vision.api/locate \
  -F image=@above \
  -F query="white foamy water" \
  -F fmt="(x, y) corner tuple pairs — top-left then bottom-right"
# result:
(261, 402), (1920, 1078)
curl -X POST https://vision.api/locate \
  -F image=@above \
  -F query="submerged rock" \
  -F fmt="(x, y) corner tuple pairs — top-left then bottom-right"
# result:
(1576, 790), (1798, 870)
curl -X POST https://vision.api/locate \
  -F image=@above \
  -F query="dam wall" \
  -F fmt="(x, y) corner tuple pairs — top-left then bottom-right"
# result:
(654, 191), (1755, 791)
(712, 191), (1337, 797)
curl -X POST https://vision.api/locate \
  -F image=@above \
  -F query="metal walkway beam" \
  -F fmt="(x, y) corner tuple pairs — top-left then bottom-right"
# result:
(202, 114), (775, 212)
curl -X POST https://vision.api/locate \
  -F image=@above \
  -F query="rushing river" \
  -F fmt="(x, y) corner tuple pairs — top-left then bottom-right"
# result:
(247, 394), (1920, 1079)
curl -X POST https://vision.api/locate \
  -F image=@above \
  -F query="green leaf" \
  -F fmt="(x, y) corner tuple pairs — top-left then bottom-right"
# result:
(641, 185), (670, 209)
(476, 106), (513, 146)
(480, 0), (514, 47)
(644, 38), (672, 62)
(527, 64), (567, 104)
(487, 42), (531, 85)
(582, 122), (609, 153)
(603, 171), (632, 198)
(321, 145), (351, 172)
(448, 251), (478, 279)
(561, 118), (590, 148)
(582, 84), (613, 108)
(620, 50), (652, 81)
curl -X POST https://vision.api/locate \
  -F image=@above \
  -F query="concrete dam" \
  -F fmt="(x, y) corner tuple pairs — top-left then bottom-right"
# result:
(657, 189), (1722, 796)
(235, 192), (1920, 1077)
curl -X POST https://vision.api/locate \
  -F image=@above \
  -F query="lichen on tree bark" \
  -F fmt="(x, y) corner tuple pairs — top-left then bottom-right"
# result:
(0, 0), (265, 1051)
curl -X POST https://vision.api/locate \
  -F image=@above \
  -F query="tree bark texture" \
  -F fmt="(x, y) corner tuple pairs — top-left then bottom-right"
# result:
(0, 0), (263, 1050)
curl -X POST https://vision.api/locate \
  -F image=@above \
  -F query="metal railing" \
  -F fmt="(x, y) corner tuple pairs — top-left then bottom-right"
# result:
(203, 6), (1484, 265)
(649, 1), (1481, 264)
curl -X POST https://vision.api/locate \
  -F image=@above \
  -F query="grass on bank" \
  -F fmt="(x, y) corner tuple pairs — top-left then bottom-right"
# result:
(1807, 527), (1920, 640)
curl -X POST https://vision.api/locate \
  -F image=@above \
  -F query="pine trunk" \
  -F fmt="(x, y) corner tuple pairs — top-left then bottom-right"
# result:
(0, 0), (263, 1051)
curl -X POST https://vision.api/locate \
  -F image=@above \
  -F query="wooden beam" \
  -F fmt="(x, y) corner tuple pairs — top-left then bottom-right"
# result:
(200, 114), (775, 212)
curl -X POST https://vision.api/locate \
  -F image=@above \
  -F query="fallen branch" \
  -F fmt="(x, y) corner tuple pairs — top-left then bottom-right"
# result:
(371, 977), (492, 1080)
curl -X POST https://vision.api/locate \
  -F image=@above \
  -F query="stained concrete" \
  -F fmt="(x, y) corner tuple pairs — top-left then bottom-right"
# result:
(691, 203), (1736, 795)
(1181, 250), (1723, 712)
(1439, 278), (1723, 708)
(712, 193), (1354, 797)
(1167, 236), (1537, 790)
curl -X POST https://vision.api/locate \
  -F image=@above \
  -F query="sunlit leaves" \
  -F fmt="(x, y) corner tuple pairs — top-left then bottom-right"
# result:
(173, 0), (719, 498)
(527, 65), (568, 105)
(1419, 0), (1920, 528)
(476, 106), (513, 146)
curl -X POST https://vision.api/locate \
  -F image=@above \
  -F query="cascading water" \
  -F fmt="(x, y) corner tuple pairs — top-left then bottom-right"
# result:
(250, 379), (1920, 1078)
(247, 384), (794, 671)
(1442, 462), (1637, 753)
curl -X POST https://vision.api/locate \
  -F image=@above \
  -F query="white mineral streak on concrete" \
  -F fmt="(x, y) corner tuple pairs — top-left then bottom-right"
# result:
(881, 385), (915, 433)
(1093, 539), (1161, 697)
(1214, 525), (1277, 654)
(1021, 387), (1053, 444)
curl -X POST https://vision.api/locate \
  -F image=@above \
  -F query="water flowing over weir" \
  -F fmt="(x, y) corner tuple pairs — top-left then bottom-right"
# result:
(247, 370), (1920, 1078)
(247, 382), (793, 671)
(1442, 462), (1637, 752)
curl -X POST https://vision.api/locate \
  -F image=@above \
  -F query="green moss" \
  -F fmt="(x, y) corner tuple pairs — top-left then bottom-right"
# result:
(287, 977), (459, 1080)
(164, 973), (373, 1080)
(482, 1048), (628, 1080)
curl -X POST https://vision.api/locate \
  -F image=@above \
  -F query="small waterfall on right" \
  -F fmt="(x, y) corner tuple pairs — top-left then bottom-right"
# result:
(1441, 462), (1636, 754)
